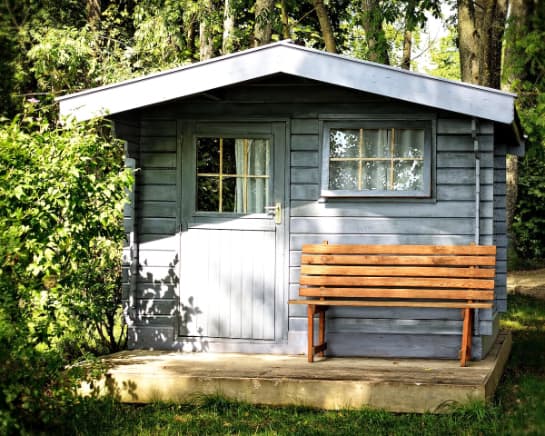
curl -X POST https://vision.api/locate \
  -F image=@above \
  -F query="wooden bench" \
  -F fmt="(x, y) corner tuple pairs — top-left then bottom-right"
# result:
(289, 243), (496, 366)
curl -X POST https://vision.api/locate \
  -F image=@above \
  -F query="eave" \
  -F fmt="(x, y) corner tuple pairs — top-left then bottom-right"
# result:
(57, 40), (517, 125)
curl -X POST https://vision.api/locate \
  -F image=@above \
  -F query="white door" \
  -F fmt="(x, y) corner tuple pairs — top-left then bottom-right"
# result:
(178, 122), (286, 342)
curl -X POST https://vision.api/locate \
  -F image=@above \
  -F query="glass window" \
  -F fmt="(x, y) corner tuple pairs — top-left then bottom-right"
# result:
(196, 137), (270, 213)
(323, 123), (430, 197)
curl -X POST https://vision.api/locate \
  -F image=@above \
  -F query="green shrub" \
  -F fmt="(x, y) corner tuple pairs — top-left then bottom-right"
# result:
(0, 106), (132, 433)
(512, 111), (545, 262)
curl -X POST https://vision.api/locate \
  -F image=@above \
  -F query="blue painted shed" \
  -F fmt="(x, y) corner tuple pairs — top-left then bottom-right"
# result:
(58, 41), (523, 360)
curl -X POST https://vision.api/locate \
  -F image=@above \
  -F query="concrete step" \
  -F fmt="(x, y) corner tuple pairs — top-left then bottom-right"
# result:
(82, 331), (511, 413)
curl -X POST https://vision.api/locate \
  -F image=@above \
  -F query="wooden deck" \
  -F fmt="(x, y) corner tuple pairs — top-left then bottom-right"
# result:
(84, 332), (511, 413)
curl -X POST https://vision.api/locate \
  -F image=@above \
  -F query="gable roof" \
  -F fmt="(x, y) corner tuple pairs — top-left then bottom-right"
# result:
(57, 40), (516, 125)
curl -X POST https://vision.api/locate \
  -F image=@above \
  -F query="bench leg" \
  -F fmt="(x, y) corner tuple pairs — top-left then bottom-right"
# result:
(307, 304), (328, 363)
(460, 307), (473, 367)
(307, 305), (315, 362)
(318, 307), (326, 357)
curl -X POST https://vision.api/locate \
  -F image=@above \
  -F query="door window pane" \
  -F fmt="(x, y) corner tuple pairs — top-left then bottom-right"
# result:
(222, 138), (237, 174)
(196, 138), (220, 173)
(222, 177), (236, 212)
(196, 177), (219, 211)
(196, 137), (270, 213)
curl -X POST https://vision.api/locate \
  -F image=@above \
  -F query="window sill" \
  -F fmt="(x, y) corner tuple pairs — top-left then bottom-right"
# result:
(320, 190), (431, 199)
(318, 194), (436, 204)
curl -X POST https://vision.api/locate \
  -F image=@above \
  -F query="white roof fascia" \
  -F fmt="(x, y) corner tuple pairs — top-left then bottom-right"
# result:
(57, 41), (516, 124)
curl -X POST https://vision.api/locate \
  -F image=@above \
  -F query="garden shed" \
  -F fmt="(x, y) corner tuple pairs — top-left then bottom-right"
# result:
(58, 40), (523, 362)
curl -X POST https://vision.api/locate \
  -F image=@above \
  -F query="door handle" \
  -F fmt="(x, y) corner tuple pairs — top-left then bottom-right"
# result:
(264, 202), (282, 224)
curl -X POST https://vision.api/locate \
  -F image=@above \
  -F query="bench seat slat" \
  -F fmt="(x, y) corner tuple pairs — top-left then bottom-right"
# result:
(302, 244), (496, 256)
(300, 276), (495, 289)
(299, 287), (495, 300)
(300, 265), (496, 278)
(302, 254), (497, 266)
(289, 299), (493, 309)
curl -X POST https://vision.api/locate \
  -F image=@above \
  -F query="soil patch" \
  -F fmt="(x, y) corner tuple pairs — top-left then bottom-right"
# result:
(507, 268), (545, 300)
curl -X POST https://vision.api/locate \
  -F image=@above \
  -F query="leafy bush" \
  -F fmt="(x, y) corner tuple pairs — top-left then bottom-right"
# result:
(512, 140), (545, 262)
(512, 87), (545, 262)
(506, 11), (545, 264)
(0, 106), (132, 433)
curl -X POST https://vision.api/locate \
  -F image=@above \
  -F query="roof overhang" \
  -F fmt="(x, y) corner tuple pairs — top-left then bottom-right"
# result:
(57, 40), (517, 126)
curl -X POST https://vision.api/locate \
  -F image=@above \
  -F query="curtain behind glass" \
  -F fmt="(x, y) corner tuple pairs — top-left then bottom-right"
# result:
(362, 129), (389, 190)
(394, 129), (424, 191)
(235, 139), (270, 213)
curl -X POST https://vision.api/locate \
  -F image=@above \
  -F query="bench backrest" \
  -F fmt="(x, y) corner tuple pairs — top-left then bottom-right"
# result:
(300, 244), (496, 303)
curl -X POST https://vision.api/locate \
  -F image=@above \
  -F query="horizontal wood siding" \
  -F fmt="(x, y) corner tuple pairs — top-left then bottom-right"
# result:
(133, 119), (178, 331)
(115, 117), (140, 329)
(494, 142), (508, 313)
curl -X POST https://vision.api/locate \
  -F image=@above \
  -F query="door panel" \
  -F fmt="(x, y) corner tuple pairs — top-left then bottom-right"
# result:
(180, 228), (275, 340)
(179, 122), (285, 342)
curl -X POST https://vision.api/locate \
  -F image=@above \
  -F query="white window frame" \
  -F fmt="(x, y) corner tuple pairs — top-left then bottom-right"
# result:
(320, 120), (433, 198)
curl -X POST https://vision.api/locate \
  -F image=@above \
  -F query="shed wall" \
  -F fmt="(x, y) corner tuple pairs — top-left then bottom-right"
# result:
(494, 142), (508, 313)
(119, 78), (503, 359)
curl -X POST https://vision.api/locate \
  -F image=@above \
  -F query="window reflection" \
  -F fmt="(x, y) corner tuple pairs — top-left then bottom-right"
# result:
(328, 128), (425, 192)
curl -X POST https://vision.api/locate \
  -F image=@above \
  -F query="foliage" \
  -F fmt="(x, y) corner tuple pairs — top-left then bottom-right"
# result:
(507, 7), (545, 261)
(27, 27), (97, 93)
(513, 140), (545, 260)
(0, 106), (132, 432)
(340, 0), (441, 66)
(424, 26), (460, 80)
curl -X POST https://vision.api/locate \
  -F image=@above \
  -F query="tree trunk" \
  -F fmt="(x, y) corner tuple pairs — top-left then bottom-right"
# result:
(222, 0), (236, 54)
(401, 30), (412, 70)
(457, 0), (508, 88)
(200, 0), (215, 60)
(361, 0), (390, 64)
(86, 0), (101, 28)
(187, 18), (198, 61)
(280, 0), (290, 40)
(400, 0), (416, 70)
(311, 0), (337, 53)
(506, 154), (519, 230)
(254, 0), (275, 46)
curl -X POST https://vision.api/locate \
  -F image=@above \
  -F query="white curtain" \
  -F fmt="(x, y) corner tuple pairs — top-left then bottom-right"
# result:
(362, 129), (389, 190)
(234, 139), (270, 213)
(393, 129), (424, 191)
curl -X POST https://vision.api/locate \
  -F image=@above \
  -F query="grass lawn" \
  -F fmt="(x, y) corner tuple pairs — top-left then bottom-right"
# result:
(51, 293), (545, 436)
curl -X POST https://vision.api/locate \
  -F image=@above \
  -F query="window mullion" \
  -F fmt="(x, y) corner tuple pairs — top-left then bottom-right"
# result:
(243, 139), (248, 213)
(389, 129), (395, 191)
(358, 128), (363, 191)
(219, 137), (223, 212)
